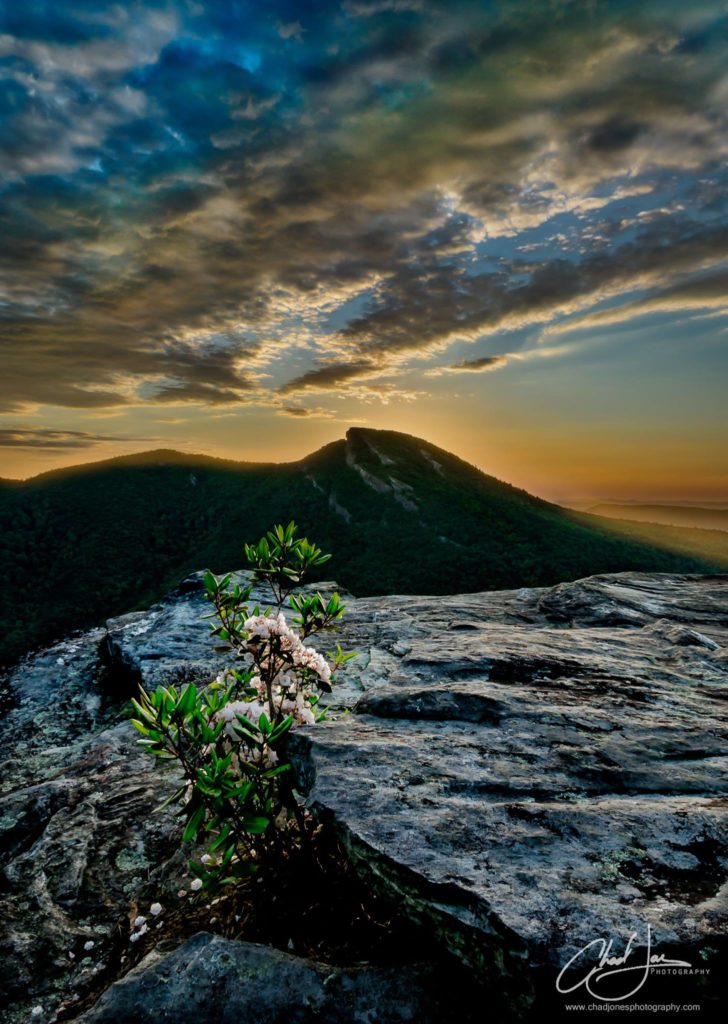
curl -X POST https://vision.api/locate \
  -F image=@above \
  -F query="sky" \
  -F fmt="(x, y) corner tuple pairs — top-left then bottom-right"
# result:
(0, 0), (726, 501)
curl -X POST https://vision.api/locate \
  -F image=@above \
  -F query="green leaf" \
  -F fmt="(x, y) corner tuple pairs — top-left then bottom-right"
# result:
(177, 684), (197, 716)
(194, 780), (221, 798)
(183, 805), (206, 843)
(209, 823), (232, 851)
(242, 815), (270, 835)
(268, 714), (293, 742)
(231, 714), (260, 738)
(155, 785), (187, 812)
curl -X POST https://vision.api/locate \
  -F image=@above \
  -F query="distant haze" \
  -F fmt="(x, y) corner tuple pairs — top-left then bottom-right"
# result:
(580, 503), (728, 533)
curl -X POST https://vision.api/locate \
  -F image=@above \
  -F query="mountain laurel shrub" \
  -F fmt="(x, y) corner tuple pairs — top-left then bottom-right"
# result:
(130, 522), (355, 889)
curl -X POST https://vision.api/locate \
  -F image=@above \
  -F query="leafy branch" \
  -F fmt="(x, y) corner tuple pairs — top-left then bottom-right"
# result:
(130, 521), (356, 891)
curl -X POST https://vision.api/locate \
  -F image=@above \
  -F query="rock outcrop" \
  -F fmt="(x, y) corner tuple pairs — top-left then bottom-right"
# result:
(290, 574), (728, 1012)
(1, 571), (726, 1021)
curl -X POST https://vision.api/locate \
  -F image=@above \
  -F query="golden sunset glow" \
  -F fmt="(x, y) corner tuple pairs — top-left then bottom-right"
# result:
(1, 1), (726, 501)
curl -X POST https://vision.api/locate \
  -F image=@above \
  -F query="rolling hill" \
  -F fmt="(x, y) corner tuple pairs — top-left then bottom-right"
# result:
(1, 427), (726, 666)
(587, 502), (728, 532)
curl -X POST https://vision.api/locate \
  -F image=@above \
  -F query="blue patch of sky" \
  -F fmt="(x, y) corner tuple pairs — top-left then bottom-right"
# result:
(516, 312), (728, 426)
(459, 176), (718, 273)
(325, 289), (377, 332)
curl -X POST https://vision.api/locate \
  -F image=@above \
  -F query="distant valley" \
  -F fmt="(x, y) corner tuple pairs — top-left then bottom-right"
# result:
(585, 502), (728, 532)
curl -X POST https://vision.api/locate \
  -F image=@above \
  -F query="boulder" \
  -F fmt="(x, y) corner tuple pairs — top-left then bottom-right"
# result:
(76, 932), (478, 1024)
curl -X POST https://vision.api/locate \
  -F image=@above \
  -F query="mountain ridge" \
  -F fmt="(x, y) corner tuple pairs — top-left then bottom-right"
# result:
(4, 446), (278, 486)
(3, 427), (537, 489)
(1, 427), (726, 666)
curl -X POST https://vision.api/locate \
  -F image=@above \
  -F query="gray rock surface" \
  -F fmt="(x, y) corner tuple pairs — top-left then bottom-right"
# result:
(0, 627), (183, 1023)
(76, 931), (477, 1024)
(103, 574), (352, 693)
(290, 574), (728, 1007)
(1, 570), (726, 1020)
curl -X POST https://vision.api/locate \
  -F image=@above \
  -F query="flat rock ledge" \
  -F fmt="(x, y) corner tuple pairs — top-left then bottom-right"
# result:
(1, 571), (726, 1020)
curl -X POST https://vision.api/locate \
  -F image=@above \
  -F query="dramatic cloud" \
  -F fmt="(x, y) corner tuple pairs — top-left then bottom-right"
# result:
(0, 428), (158, 450)
(0, 0), (726, 479)
(544, 267), (728, 337)
(275, 405), (335, 418)
(279, 362), (378, 394)
(426, 356), (509, 376)
(335, 217), (728, 367)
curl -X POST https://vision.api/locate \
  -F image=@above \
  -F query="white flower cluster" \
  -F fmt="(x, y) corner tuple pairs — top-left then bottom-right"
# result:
(216, 698), (266, 731)
(243, 612), (332, 685)
(211, 698), (278, 767)
(294, 644), (331, 684)
(242, 612), (289, 640)
(209, 612), (330, 748)
(130, 903), (162, 943)
(278, 690), (316, 726)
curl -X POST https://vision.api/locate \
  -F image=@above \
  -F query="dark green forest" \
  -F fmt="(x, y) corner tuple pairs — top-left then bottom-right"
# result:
(2, 427), (726, 666)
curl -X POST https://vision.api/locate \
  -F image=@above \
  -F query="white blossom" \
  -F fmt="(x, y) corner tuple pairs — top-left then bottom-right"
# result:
(83, 940), (94, 951)
(150, 902), (162, 916)
(190, 878), (203, 891)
